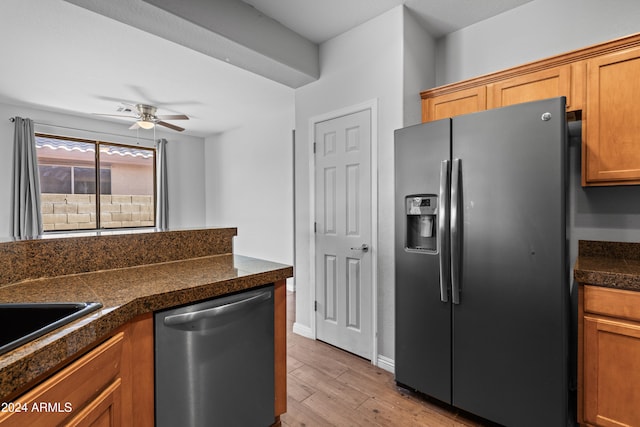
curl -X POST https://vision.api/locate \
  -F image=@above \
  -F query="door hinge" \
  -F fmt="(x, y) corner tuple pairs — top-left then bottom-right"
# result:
(314, 300), (318, 312)
(313, 142), (316, 154)
(314, 222), (317, 233)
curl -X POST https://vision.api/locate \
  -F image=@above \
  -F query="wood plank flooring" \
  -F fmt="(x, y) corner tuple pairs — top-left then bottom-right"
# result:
(281, 292), (486, 427)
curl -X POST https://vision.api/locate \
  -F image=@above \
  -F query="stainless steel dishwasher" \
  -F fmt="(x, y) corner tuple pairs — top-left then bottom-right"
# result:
(155, 285), (274, 427)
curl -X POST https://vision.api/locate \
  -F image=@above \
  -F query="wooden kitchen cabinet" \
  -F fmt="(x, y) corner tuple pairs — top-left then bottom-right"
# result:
(64, 379), (122, 427)
(0, 314), (154, 427)
(0, 333), (124, 427)
(421, 32), (640, 186)
(422, 86), (486, 121)
(584, 45), (640, 185)
(274, 279), (287, 421)
(578, 285), (640, 426)
(0, 287), (285, 427)
(487, 65), (572, 110)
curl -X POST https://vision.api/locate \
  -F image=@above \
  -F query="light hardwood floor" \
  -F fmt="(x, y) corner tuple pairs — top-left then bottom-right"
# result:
(281, 292), (486, 427)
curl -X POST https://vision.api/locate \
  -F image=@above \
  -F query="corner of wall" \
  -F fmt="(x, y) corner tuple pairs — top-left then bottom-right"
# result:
(401, 7), (436, 127)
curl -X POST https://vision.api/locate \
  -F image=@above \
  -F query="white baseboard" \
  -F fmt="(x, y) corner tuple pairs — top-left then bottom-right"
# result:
(292, 322), (314, 339)
(291, 318), (395, 375)
(376, 355), (395, 374)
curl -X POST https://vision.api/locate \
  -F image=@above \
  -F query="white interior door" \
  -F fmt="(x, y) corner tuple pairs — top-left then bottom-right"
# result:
(314, 108), (372, 359)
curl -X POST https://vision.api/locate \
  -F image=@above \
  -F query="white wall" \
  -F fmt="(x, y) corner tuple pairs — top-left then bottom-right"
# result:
(293, 5), (435, 366)
(294, 6), (403, 361)
(204, 97), (295, 279)
(403, 9), (436, 127)
(436, 0), (640, 85)
(0, 101), (207, 236)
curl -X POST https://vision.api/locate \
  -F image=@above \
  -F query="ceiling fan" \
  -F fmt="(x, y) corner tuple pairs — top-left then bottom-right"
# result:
(94, 103), (189, 132)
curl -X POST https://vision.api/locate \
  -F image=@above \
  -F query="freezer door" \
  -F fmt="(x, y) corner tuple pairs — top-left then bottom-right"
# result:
(394, 119), (452, 403)
(451, 98), (568, 426)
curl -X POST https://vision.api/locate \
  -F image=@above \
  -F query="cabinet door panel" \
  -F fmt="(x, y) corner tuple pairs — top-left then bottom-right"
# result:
(423, 86), (486, 122)
(584, 316), (640, 426)
(585, 46), (640, 185)
(64, 379), (122, 427)
(488, 65), (571, 109)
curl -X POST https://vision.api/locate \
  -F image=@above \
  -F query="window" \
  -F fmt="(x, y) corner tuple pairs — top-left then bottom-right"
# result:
(36, 134), (156, 231)
(38, 165), (111, 195)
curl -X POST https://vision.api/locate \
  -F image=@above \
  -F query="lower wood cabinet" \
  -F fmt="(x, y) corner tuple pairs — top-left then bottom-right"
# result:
(274, 279), (287, 421)
(0, 334), (124, 427)
(0, 314), (153, 427)
(0, 280), (287, 427)
(65, 379), (122, 427)
(579, 285), (640, 426)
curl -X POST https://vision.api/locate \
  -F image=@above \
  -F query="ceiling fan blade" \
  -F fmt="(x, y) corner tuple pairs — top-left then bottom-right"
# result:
(93, 113), (137, 118)
(155, 114), (189, 120)
(129, 122), (141, 130)
(157, 121), (185, 132)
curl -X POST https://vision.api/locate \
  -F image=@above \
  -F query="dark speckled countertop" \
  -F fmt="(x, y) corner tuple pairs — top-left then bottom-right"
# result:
(574, 240), (640, 291)
(0, 228), (293, 400)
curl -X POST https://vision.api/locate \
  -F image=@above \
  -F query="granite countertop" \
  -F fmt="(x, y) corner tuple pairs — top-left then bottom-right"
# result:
(574, 240), (640, 291)
(0, 253), (292, 400)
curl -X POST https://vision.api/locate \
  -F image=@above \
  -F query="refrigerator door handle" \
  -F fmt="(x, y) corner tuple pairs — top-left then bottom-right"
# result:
(438, 160), (450, 303)
(450, 158), (461, 305)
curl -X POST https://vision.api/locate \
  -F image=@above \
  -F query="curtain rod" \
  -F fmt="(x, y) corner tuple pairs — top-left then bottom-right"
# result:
(8, 117), (157, 142)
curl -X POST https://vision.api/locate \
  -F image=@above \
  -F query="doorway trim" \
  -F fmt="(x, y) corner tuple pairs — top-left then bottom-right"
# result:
(307, 99), (379, 366)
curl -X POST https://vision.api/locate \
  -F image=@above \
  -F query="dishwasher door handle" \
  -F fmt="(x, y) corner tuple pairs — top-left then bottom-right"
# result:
(163, 290), (272, 327)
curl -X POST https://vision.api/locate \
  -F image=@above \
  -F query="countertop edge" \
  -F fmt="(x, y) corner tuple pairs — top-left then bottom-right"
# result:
(574, 266), (640, 291)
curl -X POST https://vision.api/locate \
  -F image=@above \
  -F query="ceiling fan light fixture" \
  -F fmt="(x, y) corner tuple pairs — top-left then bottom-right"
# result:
(94, 102), (188, 132)
(138, 120), (155, 129)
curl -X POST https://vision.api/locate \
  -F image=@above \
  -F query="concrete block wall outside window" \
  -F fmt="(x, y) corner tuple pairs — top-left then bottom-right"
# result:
(41, 193), (155, 231)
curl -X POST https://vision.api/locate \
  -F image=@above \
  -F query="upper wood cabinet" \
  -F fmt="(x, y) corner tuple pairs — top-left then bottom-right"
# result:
(487, 65), (572, 109)
(584, 45), (640, 185)
(422, 86), (486, 122)
(421, 32), (640, 186)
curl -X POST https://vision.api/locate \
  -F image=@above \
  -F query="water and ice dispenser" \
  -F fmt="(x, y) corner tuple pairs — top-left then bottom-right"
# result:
(405, 195), (437, 252)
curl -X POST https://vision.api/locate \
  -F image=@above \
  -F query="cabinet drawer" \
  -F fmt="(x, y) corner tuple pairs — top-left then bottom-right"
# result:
(0, 333), (123, 427)
(584, 285), (640, 323)
(64, 378), (121, 427)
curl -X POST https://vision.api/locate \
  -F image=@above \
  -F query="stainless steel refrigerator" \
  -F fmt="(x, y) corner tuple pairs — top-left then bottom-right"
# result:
(394, 97), (569, 427)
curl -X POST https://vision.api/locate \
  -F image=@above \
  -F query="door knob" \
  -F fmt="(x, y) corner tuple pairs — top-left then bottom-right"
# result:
(350, 244), (369, 253)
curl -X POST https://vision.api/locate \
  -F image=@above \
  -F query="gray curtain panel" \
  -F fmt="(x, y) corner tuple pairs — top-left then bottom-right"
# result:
(11, 117), (43, 238)
(156, 138), (169, 230)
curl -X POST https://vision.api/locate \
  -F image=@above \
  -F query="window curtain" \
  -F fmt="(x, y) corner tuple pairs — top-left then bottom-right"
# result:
(156, 138), (169, 230)
(11, 117), (43, 238)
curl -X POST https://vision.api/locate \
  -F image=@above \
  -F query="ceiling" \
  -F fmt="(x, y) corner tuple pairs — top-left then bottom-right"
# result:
(243, 0), (534, 43)
(0, 0), (534, 138)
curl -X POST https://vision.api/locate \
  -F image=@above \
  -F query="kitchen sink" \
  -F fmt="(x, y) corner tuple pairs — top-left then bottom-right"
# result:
(0, 302), (102, 356)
